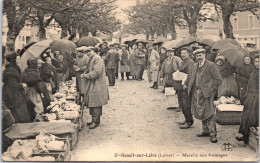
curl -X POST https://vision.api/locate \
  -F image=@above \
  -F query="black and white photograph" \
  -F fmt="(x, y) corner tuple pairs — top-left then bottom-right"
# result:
(1, 0), (259, 161)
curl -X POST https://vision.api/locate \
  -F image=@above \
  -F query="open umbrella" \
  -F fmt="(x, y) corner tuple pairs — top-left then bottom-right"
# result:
(219, 44), (245, 68)
(135, 39), (148, 44)
(50, 39), (77, 53)
(153, 38), (168, 46)
(176, 37), (199, 49)
(19, 42), (36, 57)
(197, 39), (215, 47)
(77, 36), (100, 47)
(161, 40), (180, 49)
(20, 39), (53, 72)
(212, 38), (240, 50)
(135, 39), (148, 47)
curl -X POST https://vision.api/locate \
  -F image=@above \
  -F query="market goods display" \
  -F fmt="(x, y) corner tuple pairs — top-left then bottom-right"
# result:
(2, 131), (68, 161)
(214, 96), (243, 125)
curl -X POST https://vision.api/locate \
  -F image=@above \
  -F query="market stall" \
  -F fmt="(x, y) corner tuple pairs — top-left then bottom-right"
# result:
(3, 78), (84, 161)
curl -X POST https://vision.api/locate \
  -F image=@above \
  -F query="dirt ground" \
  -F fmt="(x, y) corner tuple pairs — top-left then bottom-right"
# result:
(71, 70), (258, 162)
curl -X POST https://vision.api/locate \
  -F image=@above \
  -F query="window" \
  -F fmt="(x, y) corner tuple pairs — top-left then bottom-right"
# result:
(251, 38), (254, 41)
(244, 38), (247, 41)
(233, 17), (238, 29)
(248, 15), (254, 29)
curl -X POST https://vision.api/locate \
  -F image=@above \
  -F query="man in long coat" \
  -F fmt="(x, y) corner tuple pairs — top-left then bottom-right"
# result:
(178, 47), (194, 129)
(81, 46), (109, 129)
(74, 46), (89, 103)
(149, 44), (160, 89)
(184, 49), (222, 143)
(104, 44), (120, 86)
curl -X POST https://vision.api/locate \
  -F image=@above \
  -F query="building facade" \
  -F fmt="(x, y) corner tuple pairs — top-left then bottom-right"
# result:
(231, 11), (260, 51)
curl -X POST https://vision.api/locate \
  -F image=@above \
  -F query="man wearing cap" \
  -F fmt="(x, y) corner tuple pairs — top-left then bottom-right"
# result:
(160, 48), (182, 99)
(178, 47), (194, 129)
(184, 48), (222, 143)
(104, 44), (120, 86)
(135, 43), (146, 81)
(81, 46), (109, 129)
(74, 46), (89, 103)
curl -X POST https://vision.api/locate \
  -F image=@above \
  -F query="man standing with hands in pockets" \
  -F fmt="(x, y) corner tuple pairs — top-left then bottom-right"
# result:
(184, 49), (222, 143)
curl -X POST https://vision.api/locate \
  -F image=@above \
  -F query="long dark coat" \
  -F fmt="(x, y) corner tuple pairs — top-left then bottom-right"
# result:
(236, 63), (254, 103)
(239, 68), (259, 135)
(187, 60), (222, 120)
(3, 64), (32, 123)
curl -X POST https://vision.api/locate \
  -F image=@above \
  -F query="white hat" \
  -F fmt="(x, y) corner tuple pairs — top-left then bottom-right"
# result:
(193, 48), (206, 55)
(76, 46), (87, 51)
(85, 46), (95, 51)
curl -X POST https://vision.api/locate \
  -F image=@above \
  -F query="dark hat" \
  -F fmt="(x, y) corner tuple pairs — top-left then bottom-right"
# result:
(180, 46), (192, 53)
(193, 48), (206, 55)
(166, 47), (175, 51)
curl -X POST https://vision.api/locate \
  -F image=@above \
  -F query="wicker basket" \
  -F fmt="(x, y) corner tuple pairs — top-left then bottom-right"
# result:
(215, 108), (242, 125)
(249, 127), (259, 152)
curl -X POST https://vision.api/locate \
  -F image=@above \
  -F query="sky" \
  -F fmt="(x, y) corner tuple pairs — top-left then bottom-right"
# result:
(115, 0), (137, 23)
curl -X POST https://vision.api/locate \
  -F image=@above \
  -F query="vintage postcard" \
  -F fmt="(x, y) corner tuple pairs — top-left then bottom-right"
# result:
(1, 0), (259, 162)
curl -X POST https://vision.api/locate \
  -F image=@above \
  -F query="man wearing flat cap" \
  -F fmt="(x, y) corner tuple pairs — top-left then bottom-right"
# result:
(81, 46), (109, 129)
(74, 46), (89, 102)
(160, 48), (182, 100)
(178, 46), (194, 129)
(104, 44), (120, 86)
(184, 48), (222, 143)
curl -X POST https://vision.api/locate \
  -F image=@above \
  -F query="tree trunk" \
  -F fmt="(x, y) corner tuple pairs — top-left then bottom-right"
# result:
(4, 0), (28, 53)
(145, 33), (149, 40)
(6, 30), (17, 53)
(162, 25), (167, 38)
(222, 4), (235, 39)
(37, 10), (46, 41)
(170, 29), (177, 40)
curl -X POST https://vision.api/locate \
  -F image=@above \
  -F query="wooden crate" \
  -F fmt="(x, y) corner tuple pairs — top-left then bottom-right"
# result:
(165, 87), (179, 108)
(56, 130), (78, 150)
(215, 105), (243, 125)
(248, 127), (259, 152)
(32, 137), (71, 161)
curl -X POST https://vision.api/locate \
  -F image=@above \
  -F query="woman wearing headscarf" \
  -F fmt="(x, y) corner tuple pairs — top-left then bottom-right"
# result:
(3, 52), (33, 123)
(236, 55), (259, 144)
(215, 55), (238, 98)
(235, 55), (254, 104)
(22, 58), (51, 119)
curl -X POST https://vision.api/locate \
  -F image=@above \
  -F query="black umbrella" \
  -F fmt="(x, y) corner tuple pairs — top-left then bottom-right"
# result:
(50, 39), (77, 53)
(176, 37), (199, 49)
(78, 36), (100, 47)
(19, 42), (36, 57)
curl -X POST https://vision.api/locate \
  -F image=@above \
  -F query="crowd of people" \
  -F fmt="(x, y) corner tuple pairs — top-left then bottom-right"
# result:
(2, 38), (259, 150)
